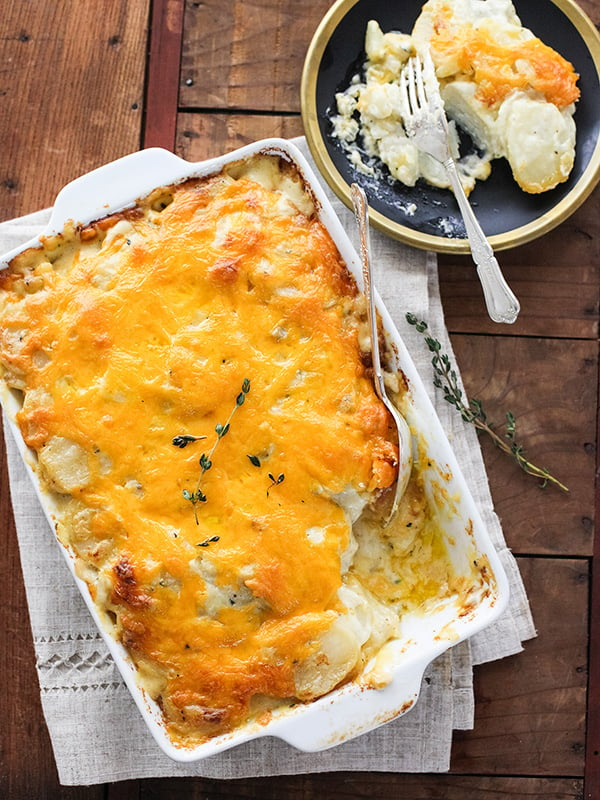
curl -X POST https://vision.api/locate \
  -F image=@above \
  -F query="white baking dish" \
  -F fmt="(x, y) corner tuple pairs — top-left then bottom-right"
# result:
(0, 139), (509, 761)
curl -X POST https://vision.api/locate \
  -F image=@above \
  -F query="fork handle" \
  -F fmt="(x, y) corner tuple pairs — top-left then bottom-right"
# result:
(443, 158), (520, 324)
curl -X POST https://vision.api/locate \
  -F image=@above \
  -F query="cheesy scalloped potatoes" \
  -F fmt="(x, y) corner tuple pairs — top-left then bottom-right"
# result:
(0, 153), (480, 746)
(332, 0), (579, 195)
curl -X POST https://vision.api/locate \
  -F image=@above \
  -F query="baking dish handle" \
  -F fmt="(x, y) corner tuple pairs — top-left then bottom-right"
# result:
(271, 655), (431, 753)
(48, 148), (191, 233)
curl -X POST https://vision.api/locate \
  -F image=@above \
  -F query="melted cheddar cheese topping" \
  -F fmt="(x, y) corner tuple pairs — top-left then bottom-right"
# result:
(424, 5), (580, 108)
(0, 155), (467, 746)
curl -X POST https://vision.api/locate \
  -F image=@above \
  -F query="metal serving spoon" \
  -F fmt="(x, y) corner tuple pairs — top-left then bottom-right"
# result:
(351, 183), (413, 522)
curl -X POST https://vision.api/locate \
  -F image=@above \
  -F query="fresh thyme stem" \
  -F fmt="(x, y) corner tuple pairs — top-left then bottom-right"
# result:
(174, 378), (251, 521)
(406, 314), (569, 493)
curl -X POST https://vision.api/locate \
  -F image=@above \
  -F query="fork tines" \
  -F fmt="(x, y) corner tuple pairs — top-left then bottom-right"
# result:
(399, 49), (450, 163)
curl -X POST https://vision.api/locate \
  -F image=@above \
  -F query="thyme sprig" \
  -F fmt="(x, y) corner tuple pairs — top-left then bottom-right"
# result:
(406, 313), (568, 493)
(174, 378), (251, 521)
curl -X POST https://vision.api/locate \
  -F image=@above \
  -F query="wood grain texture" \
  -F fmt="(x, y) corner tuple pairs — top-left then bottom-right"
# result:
(439, 189), (600, 338)
(453, 558), (588, 775)
(180, 0), (332, 111)
(108, 775), (584, 799)
(449, 335), (596, 556)
(177, 0), (599, 116)
(584, 342), (600, 800)
(176, 112), (304, 159)
(0, 1), (148, 795)
(144, 0), (186, 150)
(0, 0), (149, 222)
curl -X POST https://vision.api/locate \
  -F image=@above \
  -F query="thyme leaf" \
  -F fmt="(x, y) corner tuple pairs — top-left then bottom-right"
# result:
(267, 472), (285, 496)
(197, 535), (220, 547)
(406, 313), (568, 493)
(172, 434), (207, 448)
(199, 453), (212, 471)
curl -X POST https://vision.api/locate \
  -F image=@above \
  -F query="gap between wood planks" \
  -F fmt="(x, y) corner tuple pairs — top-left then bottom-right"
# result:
(143, 0), (185, 151)
(583, 344), (600, 800)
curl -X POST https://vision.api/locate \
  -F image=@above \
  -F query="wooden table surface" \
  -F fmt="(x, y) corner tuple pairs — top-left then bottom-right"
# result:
(1, 1), (598, 797)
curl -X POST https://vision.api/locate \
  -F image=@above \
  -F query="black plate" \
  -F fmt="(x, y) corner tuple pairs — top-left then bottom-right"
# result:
(301, 0), (600, 252)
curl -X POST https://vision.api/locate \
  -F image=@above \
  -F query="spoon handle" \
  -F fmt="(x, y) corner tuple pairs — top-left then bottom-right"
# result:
(443, 158), (520, 324)
(350, 183), (413, 521)
(350, 184), (387, 403)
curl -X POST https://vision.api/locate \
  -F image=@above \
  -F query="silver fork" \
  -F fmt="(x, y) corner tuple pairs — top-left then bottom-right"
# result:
(351, 183), (413, 524)
(399, 51), (520, 325)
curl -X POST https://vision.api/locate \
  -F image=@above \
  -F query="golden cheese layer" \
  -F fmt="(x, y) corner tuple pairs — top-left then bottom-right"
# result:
(0, 155), (464, 746)
(421, 2), (580, 108)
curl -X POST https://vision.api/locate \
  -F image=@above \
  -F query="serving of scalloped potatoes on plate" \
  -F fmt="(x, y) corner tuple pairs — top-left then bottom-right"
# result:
(332, 0), (580, 195)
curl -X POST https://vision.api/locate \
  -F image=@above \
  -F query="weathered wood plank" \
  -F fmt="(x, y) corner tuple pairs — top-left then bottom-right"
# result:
(180, 0), (332, 111)
(0, 0), (149, 222)
(129, 775), (583, 798)
(144, 0), (186, 150)
(439, 259), (598, 340)
(106, 781), (142, 800)
(448, 335), (596, 557)
(584, 359), (600, 800)
(439, 188), (600, 339)
(439, 258), (599, 340)
(180, 0), (600, 115)
(452, 557), (588, 775)
(0, 2), (148, 795)
(176, 112), (304, 160)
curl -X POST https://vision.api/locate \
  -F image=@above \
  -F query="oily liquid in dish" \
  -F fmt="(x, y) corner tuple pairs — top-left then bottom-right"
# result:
(0, 153), (490, 747)
(331, 0), (579, 196)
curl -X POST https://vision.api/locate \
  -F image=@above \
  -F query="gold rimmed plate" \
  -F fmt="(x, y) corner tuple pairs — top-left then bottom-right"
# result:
(301, 0), (600, 252)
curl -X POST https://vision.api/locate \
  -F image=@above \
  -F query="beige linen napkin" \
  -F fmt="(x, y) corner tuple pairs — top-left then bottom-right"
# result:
(0, 139), (535, 785)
